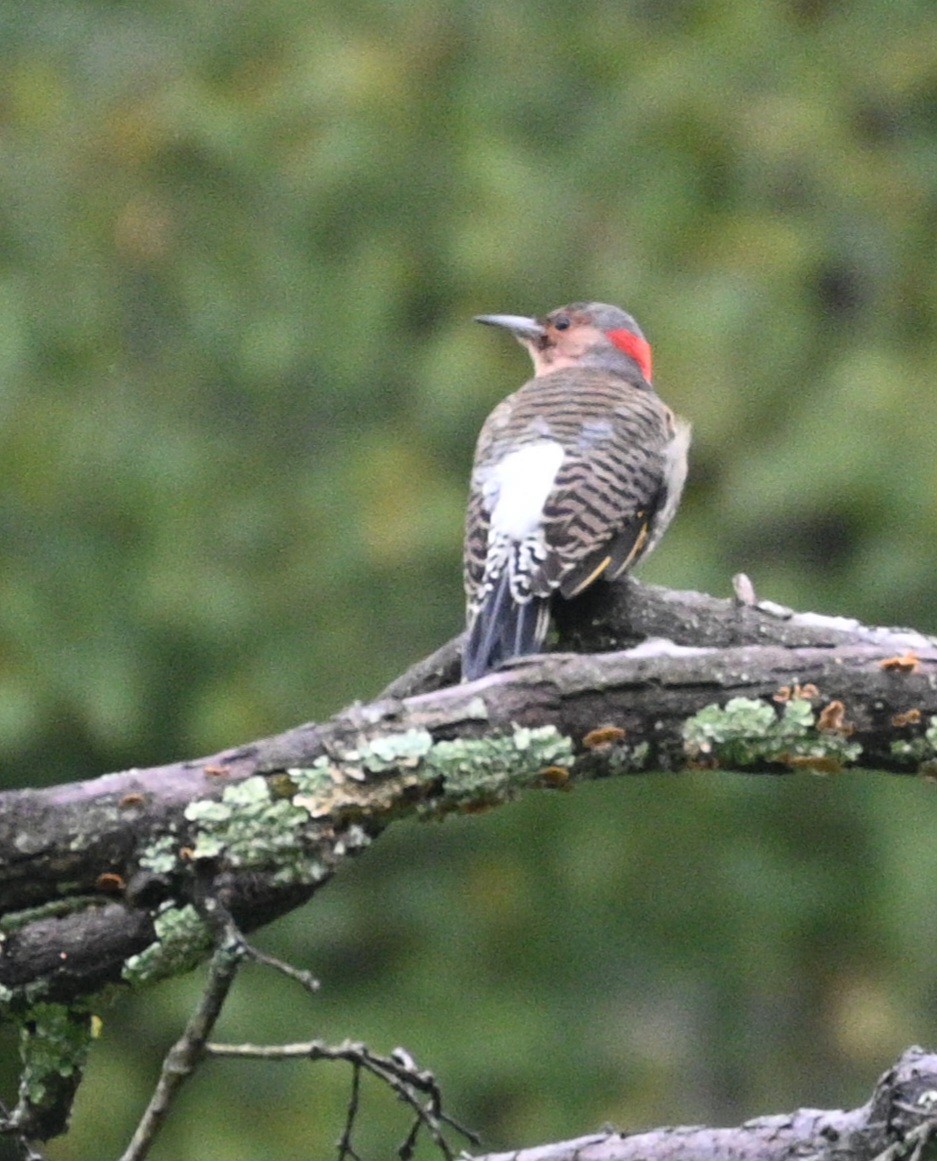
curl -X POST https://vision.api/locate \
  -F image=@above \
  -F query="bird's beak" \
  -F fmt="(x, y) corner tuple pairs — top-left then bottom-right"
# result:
(474, 313), (546, 341)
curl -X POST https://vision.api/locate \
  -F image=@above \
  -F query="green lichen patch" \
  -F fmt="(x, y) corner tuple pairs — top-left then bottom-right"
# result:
(890, 737), (932, 764)
(15, 1002), (92, 1133)
(361, 728), (434, 773)
(422, 725), (576, 810)
(290, 728), (435, 793)
(179, 771), (344, 888)
(292, 765), (430, 822)
(138, 832), (180, 875)
(122, 903), (212, 987)
(288, 730), (438, 820)
(683, 696), (862, 771)
(184, 774), (311, 864)
(290, 725), (577, 818)
(601, 740), (652, 773)
(891, 714), (937, 770)
(288, 755), (334, 798)
(179, 725), (576, 881)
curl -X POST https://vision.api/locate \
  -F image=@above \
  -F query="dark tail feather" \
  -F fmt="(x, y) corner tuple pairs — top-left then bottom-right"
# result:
(462, 571), (550, 681)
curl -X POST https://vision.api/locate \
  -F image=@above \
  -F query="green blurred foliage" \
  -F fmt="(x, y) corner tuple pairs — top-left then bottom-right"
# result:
(2, 0), (937, 1156)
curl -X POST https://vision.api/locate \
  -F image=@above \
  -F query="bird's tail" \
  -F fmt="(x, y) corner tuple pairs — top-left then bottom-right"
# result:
(462, 560), (550, 682)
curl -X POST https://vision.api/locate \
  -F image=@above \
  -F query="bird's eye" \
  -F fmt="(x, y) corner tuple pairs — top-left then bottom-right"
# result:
(553, 316), (571, 331)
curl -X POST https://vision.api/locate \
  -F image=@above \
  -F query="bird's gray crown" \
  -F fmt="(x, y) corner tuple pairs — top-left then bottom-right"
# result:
(550, 302), (645, 338)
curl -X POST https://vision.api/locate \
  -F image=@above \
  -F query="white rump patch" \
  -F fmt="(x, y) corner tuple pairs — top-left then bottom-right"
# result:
(481, 440), (565, 541)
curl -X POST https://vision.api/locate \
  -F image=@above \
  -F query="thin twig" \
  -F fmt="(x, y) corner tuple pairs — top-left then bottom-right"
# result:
(336, 1061), (361, 1161)
(354, 1052), (447, 1160)
(118, 939), (244, 1161)
(234, 933), (321, 994)
(205, 1038), (479, 1160)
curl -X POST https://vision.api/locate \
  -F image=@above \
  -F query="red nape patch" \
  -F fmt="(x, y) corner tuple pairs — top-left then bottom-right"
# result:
(606, 328), (653, 382)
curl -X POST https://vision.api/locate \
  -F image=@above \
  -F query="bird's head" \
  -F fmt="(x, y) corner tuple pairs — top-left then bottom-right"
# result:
(475, 301), (653, 383)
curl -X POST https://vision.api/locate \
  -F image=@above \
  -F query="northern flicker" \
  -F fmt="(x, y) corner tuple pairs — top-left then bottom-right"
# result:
(462, 301), (690, 682)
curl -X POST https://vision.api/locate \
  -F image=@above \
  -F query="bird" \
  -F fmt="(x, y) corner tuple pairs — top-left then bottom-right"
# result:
(462, 301), (690, 682)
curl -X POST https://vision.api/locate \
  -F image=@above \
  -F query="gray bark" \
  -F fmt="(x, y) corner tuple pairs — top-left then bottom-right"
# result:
(472, 1045), (937, 1160)
(2, 579), (936, 1005)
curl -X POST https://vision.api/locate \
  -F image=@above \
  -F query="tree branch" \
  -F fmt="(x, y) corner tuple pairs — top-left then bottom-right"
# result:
(118, 937), (243, 1161)
(469, 1045), (937, 1161)
(3, 579), (937, 1143)
(3, 581), (937, 1009)
(204, 1038), (479, 1160)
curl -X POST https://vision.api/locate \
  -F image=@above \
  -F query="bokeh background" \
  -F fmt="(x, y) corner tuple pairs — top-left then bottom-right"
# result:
(3, 1), (937, 1157)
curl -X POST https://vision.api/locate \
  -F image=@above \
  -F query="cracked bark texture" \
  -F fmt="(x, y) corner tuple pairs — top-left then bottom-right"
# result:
(3, 579), (937, 1008)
